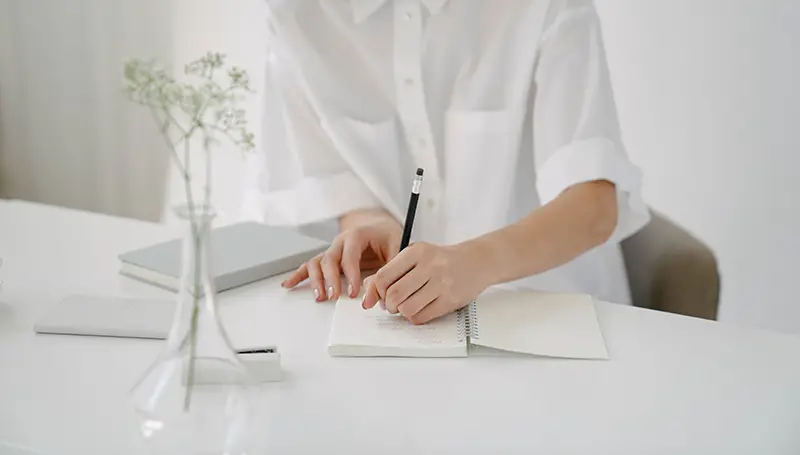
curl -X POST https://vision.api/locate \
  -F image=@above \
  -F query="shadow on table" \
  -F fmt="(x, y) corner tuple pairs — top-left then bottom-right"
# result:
(0, 441), (47, 455)
(0, 299), (14, 322)
(467, 344), (582, 360)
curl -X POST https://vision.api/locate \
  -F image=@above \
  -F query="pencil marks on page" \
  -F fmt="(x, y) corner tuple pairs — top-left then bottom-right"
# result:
(331, 297), (461, 347)
(372, 312), (452, 345)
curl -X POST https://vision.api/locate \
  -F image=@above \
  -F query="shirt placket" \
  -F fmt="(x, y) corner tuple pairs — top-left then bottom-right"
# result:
(393, 0), (443, 243)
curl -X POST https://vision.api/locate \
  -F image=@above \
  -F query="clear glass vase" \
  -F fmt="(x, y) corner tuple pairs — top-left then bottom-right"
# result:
(130, 205), (258, 455)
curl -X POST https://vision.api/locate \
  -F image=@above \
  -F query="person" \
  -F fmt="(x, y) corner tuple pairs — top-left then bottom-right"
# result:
(244, 0), (650, 325)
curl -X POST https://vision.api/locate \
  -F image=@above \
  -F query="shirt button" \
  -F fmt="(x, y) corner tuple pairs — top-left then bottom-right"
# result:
(404, 12), (413, 20)
(427, 198), (436, 209)
(404, 77), (415, 87)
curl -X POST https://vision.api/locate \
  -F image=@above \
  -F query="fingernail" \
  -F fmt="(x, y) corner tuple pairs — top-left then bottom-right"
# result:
(281, 281), (286, 288)
(348, 283), (354, 297)
(313, 288), (320, 301)
(327, 286), (334, 299)
(361, 293), (367, 309)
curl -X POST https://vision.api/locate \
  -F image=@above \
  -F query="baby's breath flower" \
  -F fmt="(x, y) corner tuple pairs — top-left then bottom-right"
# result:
(122, 52), (255, 157)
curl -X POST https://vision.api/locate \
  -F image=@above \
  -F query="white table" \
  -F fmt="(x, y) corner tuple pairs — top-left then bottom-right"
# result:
(1, 200), (799, 454)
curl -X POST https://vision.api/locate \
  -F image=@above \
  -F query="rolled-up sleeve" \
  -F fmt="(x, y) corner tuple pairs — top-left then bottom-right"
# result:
(242, 43), (380, 226)
(533, 0), (649, 243)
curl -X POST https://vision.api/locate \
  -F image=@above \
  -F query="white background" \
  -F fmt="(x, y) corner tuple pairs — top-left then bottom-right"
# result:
(1, 0), (799, 334)
(0, 0), (171, 221)
(597, 0), (800, 333)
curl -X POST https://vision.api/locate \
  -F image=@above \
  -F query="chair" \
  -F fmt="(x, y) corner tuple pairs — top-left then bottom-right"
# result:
(621, 211), (721, 320)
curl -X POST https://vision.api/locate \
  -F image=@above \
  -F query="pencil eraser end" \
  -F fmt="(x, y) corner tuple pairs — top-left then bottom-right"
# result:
(416, 168), (424, 176)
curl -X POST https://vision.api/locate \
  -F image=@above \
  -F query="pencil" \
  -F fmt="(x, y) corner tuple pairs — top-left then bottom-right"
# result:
(399, 168), (424, 251)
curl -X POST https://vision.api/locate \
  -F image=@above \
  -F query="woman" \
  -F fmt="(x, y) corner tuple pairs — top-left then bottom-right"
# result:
(244, 0), (649, 324)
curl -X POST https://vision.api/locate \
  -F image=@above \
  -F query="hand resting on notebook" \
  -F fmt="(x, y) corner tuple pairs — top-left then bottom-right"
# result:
(281, 208), (401, 302)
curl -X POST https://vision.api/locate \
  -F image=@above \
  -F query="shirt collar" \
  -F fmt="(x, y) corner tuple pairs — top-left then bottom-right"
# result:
(351, 0), (448, 23)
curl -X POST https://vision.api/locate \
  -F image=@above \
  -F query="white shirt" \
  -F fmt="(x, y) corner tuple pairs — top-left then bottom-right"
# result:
(244, 0), (650, 305)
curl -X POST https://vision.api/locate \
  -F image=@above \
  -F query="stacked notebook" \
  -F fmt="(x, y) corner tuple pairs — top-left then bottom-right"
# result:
(119, 222), (328, 293)
(328, 288), (609, 359)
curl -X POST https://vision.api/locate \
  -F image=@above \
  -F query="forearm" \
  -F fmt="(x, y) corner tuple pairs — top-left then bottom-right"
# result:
(463, 180), (618, 286)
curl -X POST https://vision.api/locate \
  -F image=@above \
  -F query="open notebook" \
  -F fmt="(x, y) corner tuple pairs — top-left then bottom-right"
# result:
(328, 289), (609, 359)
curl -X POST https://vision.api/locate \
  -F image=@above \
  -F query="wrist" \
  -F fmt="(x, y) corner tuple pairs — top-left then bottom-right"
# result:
(453, 237), (500, 291)
(338, 208), (394, 232)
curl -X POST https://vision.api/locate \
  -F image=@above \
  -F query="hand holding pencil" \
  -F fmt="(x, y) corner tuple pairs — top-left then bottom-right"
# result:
(361, 168), (489, 325)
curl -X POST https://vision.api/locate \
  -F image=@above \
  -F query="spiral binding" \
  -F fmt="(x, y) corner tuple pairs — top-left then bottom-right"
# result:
(456, 302), (480, 342)
(468, 302), (479, 340)
(456, 308), (467, 342)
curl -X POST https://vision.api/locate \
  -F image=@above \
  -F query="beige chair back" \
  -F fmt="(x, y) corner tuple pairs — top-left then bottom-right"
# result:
(621, 211), (721, 320)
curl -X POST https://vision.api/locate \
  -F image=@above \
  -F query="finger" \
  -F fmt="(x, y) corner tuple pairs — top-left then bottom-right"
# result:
(387, 235), (402, 261)
(282, 263), (309, 289)
(397, 281), (440, 320)
(408, 297), (452, 325)
(341, 235), (366, 298)
(321, 241), (345, 301)
(306, 256), (326, 302)
(371, 245), (422, 301)
(361, 277), (381, 310)
(384, 265), (430, 314)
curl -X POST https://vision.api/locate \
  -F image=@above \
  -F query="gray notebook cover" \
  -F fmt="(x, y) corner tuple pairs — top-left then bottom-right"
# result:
(119, 222), (328, 293)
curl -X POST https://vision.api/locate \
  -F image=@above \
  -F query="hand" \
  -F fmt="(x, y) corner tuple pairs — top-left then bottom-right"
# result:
(282, 209), (402, 302)
(361, 242), (489, 324)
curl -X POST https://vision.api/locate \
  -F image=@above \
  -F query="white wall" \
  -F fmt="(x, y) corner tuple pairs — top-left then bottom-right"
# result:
(0, 0), (264, 222)
(597, 0), (800, 333)
(0, 0), (172, 221)
(165, 0), (266, 225)
(0, 0), (264, 223)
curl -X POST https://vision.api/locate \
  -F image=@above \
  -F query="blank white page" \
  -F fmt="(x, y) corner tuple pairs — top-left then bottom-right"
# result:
(472, 289), (609, 360)
(328, 297), (467, 357)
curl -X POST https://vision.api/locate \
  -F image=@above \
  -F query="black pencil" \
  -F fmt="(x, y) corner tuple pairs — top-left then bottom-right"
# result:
(399, 168), (424, 251)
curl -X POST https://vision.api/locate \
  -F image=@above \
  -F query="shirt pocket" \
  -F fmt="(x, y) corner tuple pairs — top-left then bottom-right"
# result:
(324, 115), (406, 220)
(443, 109), (520, 244)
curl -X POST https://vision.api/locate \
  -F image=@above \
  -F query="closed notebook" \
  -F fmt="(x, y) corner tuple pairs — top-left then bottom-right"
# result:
(119, 222), (328, 293)
(328, 289), (609, 360)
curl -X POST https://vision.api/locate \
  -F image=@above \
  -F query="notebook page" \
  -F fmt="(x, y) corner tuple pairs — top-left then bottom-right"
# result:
(328, 297), (467, 357)
(472, 289), (609, 360)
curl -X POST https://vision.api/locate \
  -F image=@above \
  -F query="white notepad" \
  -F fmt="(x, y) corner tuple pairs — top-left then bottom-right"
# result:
(328, 289), (609, 359)
(34, 295), (175, 339)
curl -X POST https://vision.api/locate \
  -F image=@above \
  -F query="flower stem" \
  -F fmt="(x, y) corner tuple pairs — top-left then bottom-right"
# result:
(181, 132), (201, 411)
(183, 225), (202, 411)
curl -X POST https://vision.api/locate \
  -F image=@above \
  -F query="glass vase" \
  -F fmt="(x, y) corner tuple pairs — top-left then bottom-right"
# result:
(130, 205), (258, 455)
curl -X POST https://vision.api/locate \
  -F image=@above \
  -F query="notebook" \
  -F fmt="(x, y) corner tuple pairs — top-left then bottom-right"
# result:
(119, 222), (328, 294)
(328, 288), (609, 359)
(34, 295), (175, 340)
